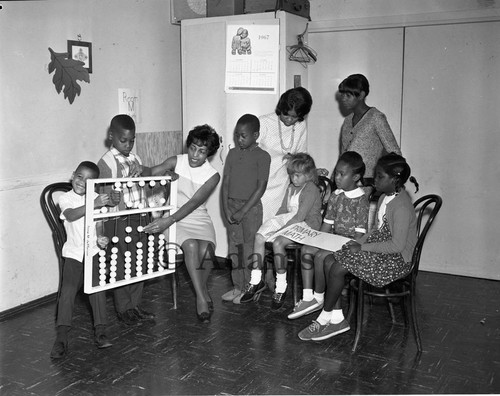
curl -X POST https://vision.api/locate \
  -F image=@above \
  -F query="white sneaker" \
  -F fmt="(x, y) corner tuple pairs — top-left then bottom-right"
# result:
(287, 298), (323, 320)
(221, 288), (241, 301)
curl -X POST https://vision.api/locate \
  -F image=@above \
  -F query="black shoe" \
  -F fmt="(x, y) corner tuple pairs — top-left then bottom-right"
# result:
(50, 340), (67, 359)
(197, 311), (211, 323)
(94, 334), (113, 349)
(117, 309), (140, 325)
(240, 281), (266, 303)
(271, 291), (287, 310)
(134, 306), (156, 320)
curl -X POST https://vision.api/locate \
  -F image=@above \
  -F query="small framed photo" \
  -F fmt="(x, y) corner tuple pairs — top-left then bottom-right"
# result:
(67, 40), (92, 73)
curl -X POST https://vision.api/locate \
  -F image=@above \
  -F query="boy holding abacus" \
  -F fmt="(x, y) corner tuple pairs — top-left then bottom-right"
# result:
(97, 114), (156, 326)
(50, 161), (112, 359)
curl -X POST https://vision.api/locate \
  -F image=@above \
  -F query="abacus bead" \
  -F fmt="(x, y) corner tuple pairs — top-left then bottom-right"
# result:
(109, 278), (116, 283)
(114, 182), (121, 189)
(137, 203), (144, 209)
(111, 247), (118, 254)
(148, 235), (155, 241)
(149, 180), (156, 187)
(136, 241), (143, 248)
(158, 234), (165, 240)
(125, 226), (132, 233)
(139, 180), (146, 187)
(99, 280), (107, 286)
(99, 250), (106, 256)
(126, 201), (134, 208)
(160, 198), (166, 205)
(101, 207), (108, 214)
(137, 226), (144, 233)
(127, 181), (133, 188)
(99, 274), (107, 281)
(125, 236), (132, 243)
(160, 179), (167, 185)
(112, 236), (119, 243)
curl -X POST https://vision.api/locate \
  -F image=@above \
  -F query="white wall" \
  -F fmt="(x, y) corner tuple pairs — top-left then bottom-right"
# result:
(0, 0), (182, 311)
(307, 0), (500, 279)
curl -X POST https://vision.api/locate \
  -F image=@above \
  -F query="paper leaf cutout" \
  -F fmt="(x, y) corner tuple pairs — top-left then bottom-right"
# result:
(48, 47), (90, 104)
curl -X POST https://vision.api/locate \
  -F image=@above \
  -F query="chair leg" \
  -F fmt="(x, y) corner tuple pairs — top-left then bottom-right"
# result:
(409, 284), (422, 352)
(352, 279), (364, 352)
(346, 278), (355, 323)
(170, 273), (177, 310)
(385, 288), (397, 323)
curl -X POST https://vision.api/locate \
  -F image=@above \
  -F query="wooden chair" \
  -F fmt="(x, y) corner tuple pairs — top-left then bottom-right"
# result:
(40, 182), (73, 301)
(40, 182), (179, 309)
(346, 194), (443, 352)
(265, 175), (336, 305)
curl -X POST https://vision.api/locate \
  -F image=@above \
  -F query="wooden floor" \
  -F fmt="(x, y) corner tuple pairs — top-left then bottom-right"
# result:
(1, 268), (499, 395)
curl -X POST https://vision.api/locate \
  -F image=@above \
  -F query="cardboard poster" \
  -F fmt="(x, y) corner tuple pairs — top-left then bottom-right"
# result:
(272, 222), (352, 252)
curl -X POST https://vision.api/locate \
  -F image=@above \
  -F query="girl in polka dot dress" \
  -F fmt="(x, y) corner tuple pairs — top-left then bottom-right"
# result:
(299, 153), (419, 341)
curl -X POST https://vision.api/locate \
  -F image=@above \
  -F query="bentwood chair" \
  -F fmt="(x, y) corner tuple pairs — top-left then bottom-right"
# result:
(346, 194), (442, 352)
(265, 175), (336, 305)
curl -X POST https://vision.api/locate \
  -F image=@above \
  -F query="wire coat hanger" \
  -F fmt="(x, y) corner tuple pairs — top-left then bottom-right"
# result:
(286, 23), (317, 68)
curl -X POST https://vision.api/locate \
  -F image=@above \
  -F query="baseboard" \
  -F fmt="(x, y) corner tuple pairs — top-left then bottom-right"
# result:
(0, 257), (231, 322)
(0, 292), (57, 322)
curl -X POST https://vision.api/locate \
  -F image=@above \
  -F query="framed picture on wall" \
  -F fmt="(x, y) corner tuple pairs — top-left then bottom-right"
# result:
(67, 40), (92, 73)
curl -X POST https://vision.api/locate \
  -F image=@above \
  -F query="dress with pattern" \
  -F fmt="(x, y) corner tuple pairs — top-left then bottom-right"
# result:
(258, 113), (307, 222)
(334, 218), (411, 287)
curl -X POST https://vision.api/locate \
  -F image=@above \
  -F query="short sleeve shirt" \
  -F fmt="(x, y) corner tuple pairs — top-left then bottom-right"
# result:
(324, 187), (369, 238)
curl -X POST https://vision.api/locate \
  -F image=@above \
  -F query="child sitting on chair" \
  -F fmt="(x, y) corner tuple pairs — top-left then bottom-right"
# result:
(289, 151), (369, 320)
(240, 153), (322, 310)
(298, 153), (419, 341)
(50, 161), (112, 359)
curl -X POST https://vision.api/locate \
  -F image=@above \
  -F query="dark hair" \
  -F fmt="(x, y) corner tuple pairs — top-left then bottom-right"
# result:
(186, 124), (220, 157)
(338, 74), (370, 98)
(236, 114), (260, 133)
(110, 114), (136, 134)
(76, 161), (100, 178)
(338, 151), (366, 180)
(286, 152), (318, 183)
(376, 153), (419, 193)
(275, 87), (313, 121)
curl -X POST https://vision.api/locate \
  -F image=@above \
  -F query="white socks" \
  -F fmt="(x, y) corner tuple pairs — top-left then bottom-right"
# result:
(303, 289), (314, 301)
(275, 272), (287, 293)
(250, 269), (262, 285)
(313, 291), (324, 304)
(316, 309), (345, 325)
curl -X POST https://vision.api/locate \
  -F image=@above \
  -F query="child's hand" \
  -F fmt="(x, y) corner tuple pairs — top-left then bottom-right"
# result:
(129, 163), (143, 177)
(97, 235), (109, 249)
(345, 240), (361, 253)
(109, 190), (121, 205)
(231, 210), (245, 224)
(94, 194), (110, 208)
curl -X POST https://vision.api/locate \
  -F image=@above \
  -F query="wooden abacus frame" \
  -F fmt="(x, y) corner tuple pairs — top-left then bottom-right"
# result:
(83, 175), (178, 294)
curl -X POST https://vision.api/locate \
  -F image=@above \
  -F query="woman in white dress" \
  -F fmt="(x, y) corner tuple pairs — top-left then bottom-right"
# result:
(258, 87), (313, 222)
(144, 125), (221, 323)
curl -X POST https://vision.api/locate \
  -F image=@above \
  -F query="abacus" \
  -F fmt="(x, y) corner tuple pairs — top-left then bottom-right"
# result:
(83, 175), (178, 294)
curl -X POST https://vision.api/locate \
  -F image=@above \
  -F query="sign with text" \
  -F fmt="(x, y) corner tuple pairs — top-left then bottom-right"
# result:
(272, 222), (352, 252)
(118, 88), (140, 123)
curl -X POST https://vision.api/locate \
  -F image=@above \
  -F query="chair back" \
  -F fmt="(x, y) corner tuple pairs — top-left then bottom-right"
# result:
(40, 182), (72, 262)
(411, 194), (442, 274)
(318, 175), (336, 214)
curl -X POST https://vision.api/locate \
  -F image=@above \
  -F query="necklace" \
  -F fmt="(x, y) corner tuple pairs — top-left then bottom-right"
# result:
(278, 118), (295, 153)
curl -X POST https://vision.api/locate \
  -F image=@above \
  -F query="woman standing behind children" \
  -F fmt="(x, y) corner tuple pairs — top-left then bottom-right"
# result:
(258, 87), (313, 222)
(288, 151), (369, 320)
(221, 114), (271, 304)
(298, 153), (419, 341)
(240, 153), (322, 310)
(337, 74), (401, 194)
